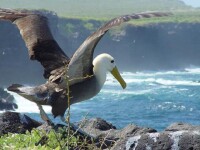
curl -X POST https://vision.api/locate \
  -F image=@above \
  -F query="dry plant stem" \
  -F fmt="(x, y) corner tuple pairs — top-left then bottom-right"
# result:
(69, 113), (95, 140)
(70, 112), (90, 139)
(64, 66), (71, 150)
(63, 67), (94, 149)
(100, 130), (112, 149)
(62, 113), (90, 148)
(69, 74), (93, 83)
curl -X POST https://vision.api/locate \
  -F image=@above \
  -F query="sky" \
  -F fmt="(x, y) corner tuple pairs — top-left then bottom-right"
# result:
(181, 0), (200, 7)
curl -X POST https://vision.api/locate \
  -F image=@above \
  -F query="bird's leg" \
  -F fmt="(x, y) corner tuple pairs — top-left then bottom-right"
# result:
(37, 104), (54, 126)
(60, 116), (94, 140)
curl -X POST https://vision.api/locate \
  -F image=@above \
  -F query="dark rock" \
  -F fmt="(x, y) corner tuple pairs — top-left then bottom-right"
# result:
(0, 87), (18, 110)
(1, 113), (200, 150)
(76, 119), (200, 150)
(77, 117), (116, 131)
(178, 132), (200, 150)
(114, 122), (200, 150)
(77, 119), (156, 149)
(165, 122), (200, 131)
(0, 112), (41, 135)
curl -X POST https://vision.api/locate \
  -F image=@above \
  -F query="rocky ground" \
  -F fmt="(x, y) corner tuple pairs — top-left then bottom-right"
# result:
(0, 112), (200, 150)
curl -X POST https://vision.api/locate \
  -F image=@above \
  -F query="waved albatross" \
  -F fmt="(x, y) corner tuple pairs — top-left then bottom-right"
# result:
(0, 8), (170, 124)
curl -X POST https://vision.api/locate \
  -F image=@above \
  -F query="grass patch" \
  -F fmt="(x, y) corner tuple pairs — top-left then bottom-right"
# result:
(0, 128), (97, 150)
(0, 0), (195, 19)
(1, 0), (200, 25)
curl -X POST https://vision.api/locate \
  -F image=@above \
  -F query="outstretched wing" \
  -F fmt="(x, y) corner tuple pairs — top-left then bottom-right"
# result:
(67, 12), (171, 82)
(0, 8), (69, 79)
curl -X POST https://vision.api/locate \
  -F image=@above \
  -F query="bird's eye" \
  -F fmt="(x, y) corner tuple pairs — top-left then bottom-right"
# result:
(111, 60), (114, 63)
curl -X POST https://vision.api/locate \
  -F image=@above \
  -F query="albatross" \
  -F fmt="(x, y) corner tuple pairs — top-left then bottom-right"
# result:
(0, 8), (170, 124)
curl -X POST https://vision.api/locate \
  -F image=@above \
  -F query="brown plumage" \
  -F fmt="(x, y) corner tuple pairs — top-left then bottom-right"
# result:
(0, 8), (171, 121)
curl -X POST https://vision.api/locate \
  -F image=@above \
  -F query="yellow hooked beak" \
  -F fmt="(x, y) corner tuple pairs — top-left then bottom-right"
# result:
(111, 66), (126, 89)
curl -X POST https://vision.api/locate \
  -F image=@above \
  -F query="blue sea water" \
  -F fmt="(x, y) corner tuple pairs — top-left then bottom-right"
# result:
(5, 68), (200, 131)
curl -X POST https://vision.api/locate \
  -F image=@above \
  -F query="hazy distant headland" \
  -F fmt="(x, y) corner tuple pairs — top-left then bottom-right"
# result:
(0, 0), (199, 20)
(1, 0), (200, 86)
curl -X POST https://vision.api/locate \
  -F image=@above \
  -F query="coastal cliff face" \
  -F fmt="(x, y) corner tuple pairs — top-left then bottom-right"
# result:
(1, 12), (200, 85)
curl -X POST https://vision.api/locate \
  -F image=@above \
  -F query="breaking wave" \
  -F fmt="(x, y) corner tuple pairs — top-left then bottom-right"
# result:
(2, 67), (200, 130)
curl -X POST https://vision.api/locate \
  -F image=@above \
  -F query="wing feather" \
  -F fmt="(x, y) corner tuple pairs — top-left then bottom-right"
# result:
(0, 8), (69, 79)
(68, 12), (171, 83)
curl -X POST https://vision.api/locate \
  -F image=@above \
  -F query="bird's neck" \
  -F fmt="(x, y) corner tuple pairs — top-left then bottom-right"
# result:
(93, 64), (107, 88)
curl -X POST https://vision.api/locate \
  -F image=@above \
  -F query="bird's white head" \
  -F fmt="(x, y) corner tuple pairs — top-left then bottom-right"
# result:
(93, 53), (126, 89)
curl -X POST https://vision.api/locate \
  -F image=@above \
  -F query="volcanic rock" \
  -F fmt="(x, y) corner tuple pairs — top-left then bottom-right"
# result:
(0, 111), (41, 135)
(0, 112), (200, 150)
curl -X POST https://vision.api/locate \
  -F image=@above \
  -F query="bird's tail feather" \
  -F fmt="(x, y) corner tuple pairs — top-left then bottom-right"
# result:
(7, 84), (41, 104)
(7, 84), (23, 93)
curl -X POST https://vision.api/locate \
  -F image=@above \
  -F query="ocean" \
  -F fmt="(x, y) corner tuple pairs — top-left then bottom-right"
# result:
(5, 68), (200, 131)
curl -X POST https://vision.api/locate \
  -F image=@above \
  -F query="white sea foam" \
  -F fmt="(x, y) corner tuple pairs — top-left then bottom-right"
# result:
(125, 78), (156, 84)
(101, 89), (152, 95)
(157, 103), (186, 111)
(121, 71), (186, 77)
(134, 71), (183, 76)
(6, 91), (51, 113)
(106, 73), (200, 86)
(121, 68), (200, 77)
(155, 78), (200, 86)
(185, 67), (200, 73)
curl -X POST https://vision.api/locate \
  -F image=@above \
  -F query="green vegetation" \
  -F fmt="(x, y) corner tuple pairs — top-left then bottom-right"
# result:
(1, 0), (191, 18)
(1, 0), (200, 24)
(0, 128), (97, 150)
(83, 22), (95, 31)
(62, 23), (75, 35)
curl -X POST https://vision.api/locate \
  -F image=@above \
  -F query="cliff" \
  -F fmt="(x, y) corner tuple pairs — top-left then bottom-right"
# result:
(1, 12), (200, 86)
